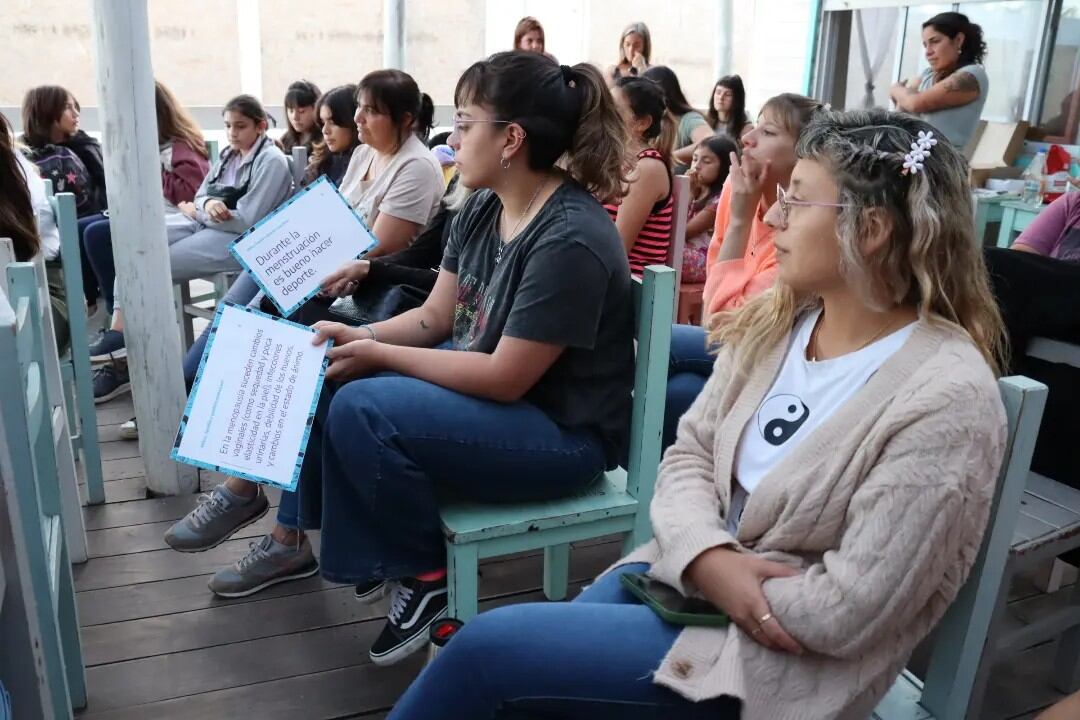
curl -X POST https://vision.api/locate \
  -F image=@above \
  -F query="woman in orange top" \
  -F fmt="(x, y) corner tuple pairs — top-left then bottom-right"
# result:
(664, 94), (827, 448)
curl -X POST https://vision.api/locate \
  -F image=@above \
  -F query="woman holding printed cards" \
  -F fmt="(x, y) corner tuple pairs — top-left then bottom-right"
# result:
(177, 71), (444, 387)
(163, 51), (636, 665)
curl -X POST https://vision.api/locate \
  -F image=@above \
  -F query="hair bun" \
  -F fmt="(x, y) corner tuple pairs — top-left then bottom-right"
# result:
(560, 65), (575, 86)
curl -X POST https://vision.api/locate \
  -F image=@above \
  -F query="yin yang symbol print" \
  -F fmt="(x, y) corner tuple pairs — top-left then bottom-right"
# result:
(757, 394), (810, 446)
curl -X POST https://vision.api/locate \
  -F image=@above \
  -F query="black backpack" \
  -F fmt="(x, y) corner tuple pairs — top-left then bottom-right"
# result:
(23, 144), (94, 215)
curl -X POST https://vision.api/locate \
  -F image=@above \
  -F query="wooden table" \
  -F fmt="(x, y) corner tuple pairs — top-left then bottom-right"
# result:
(997, 200), (1043, 248)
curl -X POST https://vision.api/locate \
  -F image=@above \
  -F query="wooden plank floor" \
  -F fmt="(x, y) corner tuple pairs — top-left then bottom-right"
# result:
(73, 394), (1072, 719)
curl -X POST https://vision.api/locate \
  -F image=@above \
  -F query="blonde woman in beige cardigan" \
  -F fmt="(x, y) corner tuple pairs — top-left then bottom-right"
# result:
(389, 109), (1009, 720)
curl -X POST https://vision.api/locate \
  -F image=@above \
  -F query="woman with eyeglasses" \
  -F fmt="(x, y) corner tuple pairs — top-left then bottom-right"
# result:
(664, 94), (828, 449)
(389, 108), (1007, 720)
(166, 54), (635, 670)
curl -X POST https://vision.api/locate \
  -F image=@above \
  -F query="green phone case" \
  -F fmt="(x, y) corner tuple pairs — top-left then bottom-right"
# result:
(620, 572), (730, 627)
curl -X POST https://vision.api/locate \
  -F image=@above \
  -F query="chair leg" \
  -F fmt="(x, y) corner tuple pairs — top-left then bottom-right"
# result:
(543, 543), (570, 601)
(962, 560), (1015, 720)
(174, 282), (194, 349)
(447, 543), (479, 622)
(1053, 579), (1080, 693)
(57, 541), (87, 710)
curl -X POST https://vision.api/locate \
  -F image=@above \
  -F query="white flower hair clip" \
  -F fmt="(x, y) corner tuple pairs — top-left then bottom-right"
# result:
(901, 130), (938, 176)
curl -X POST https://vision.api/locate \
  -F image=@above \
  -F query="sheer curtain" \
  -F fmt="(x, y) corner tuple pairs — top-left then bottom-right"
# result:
(855, 8), (900, 109)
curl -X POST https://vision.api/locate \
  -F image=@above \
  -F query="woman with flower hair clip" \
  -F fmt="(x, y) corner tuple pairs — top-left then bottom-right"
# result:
(389, 109), (1008, 720)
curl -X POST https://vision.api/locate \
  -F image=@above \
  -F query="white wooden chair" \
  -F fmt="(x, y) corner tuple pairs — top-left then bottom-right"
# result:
(0, 265), (87, 719)
(873, 375), (1048, 720)
(0, 234), (88, 564)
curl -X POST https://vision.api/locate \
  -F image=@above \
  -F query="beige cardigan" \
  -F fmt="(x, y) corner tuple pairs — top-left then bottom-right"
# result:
(618, 317), (1007, 720)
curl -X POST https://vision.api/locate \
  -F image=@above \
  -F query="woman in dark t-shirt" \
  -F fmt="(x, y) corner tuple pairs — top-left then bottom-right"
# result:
(172, 52), (636, 666)
(304, 52), (633, 664)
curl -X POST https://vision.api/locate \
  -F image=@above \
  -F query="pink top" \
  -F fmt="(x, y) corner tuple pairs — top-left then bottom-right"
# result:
(1014, 192), (1080, 262)
(702, 181), (778, 316)
(162, 140), (211, 206)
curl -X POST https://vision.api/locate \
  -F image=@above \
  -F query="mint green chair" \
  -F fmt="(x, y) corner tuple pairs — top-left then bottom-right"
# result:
(873, 375), (1047, 720)
(48, 191), (105, 507)
(440, 265), (675, 621)
(0, 263), (87, 718)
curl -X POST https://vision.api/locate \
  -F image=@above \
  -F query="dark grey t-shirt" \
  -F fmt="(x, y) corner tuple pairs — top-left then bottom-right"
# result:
(441, 182), (634, 465)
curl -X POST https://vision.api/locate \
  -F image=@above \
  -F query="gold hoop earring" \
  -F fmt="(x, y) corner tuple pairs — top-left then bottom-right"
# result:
(500, 157), (511, 170)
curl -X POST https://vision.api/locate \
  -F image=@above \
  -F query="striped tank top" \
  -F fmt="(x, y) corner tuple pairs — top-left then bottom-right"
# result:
(604, 148), (674, 276)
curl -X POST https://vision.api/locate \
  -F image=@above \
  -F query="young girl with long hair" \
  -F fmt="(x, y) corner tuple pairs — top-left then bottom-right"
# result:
(643, 66), (711, 173)
(82, 80), (210, 319)
(605, 76), (674, 275)
(280, 79), (322, 154)
(22, 85), (107, 311)
(707, 74), (752, 141)
(21, 85), (107, 216)
(303, 84), (360, 187)
(164, 53), (635, 669)
(389, 108), (1008, 720)
(682, 134), (738, 284)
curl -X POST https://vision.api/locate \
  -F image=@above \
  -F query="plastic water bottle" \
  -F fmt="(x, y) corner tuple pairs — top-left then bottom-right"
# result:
(1022, 150), (1047, 207)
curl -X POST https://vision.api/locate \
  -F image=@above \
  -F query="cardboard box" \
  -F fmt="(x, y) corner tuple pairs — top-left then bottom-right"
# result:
(967, 120), (1030, 188)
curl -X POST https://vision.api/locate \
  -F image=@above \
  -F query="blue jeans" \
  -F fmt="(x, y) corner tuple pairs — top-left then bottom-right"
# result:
(389, 563), (742, 719)
(277, 370), (608, 584)
(664, 324), (715, 450)
(76, 213), (107, 306)
(81, 217), (115, 313)
(182, 272), (261, 386)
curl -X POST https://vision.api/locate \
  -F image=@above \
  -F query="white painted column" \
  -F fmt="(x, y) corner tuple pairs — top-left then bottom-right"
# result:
(88, 0), (198, 496)
(383, 0), (405, 69)
(237, 0), (264, 97)
(715, 0), (734, 79)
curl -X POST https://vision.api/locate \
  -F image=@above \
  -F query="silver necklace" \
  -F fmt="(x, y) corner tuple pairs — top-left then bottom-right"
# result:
(496, 179), (546, 265)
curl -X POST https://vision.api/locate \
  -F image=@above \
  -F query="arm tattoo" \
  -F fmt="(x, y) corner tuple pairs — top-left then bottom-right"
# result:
(943, 72), (980, 94)
(419, 319), (430, 331)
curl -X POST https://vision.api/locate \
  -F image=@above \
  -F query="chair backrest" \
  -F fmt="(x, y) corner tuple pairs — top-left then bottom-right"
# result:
(626, 265), (675, 541)
(47, 193), (90, 355)
(46, 194), (103, 507)
(206, 139), (220, 166)
(664, 176), (691, 324)
(916, 375), (1048, 718)
(291, 145), (308, 187)
(0, 264), (77, 718)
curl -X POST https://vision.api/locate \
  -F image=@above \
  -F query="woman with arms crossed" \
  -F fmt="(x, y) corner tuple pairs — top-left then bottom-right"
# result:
(389, 109), (1008, 720)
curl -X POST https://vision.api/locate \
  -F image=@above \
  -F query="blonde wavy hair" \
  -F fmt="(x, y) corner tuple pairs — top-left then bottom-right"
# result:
(710, 108), (1006, 375)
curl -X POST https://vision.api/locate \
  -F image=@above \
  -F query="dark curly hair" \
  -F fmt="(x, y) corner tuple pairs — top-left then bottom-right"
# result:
(923, 12), (987, 67)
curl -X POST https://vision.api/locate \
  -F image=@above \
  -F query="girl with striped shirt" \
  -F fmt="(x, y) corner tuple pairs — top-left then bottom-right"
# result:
(604, 76), (673, 275)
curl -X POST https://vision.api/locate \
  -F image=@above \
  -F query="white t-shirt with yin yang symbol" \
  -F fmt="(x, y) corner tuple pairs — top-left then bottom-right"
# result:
(726, 308), (915, 535)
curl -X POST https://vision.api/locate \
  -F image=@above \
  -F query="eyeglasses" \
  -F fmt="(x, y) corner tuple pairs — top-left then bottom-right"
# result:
(776, 183), (854, 225)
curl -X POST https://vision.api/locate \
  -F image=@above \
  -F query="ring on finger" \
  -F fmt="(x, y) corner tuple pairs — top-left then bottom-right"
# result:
(758, 612), (773, 626)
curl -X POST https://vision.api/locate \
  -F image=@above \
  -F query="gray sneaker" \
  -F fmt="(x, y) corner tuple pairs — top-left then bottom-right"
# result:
(163, 484), (269, 553)
(208, 534), (319, 598)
